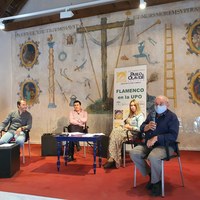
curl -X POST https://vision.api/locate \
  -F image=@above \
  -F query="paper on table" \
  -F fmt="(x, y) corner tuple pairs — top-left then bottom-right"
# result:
(82, 133), (105, 137)
(93, 133), (105, 135)
(82, 134), (94, 137)
(0, 143), (15, 147)
(69, 132), (85, 137)
(62, 132), (69, 135)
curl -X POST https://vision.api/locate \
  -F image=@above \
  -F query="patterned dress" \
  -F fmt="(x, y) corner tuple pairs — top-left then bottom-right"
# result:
(108, 112), (144, 168)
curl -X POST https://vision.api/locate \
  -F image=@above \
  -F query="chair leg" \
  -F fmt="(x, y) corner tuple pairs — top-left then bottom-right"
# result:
(83, 141), (87, 158)
(161, 160), (165, 197)
(22, 144), (25, 164)
(161, 157), (184, 197)
(178, 157), (184, 187)
(123, 143), (126, 167)
(28, 140), (31, 158)
(63, 145), (66, 157)
(62, 141), (66, 157)
(134, 164), (137, 187)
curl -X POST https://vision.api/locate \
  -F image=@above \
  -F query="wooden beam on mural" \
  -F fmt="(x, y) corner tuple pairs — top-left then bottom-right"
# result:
(137, 19), (161, 37)
(109, 16), (129, 99)
(77, 17), (134, 102)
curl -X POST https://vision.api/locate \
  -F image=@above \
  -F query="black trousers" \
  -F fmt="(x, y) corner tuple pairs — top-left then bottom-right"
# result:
(67, 124), (84, 157)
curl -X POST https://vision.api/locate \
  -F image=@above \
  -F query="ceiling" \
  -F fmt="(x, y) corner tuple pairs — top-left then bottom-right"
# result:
(0, 0), (185, 31)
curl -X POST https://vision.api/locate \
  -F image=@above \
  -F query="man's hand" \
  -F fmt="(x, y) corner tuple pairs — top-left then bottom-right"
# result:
(144, 121), (157, 132)
(15, 127), (22, 135)
(147, 136), (158, 148)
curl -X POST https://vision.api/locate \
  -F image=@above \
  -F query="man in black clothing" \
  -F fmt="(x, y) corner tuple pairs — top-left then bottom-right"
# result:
(129, 95), (179, 196)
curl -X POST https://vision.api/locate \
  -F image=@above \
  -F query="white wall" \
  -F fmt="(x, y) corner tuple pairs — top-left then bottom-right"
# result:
(0, 31), (12, 119)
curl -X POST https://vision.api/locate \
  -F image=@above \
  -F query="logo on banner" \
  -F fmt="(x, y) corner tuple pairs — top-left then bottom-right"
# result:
(116, 71), (127, 83)
(127, 71), (144, 83)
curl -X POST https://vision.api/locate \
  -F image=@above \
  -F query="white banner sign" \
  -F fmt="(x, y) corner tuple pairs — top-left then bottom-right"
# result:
(113, 65), (147, 128)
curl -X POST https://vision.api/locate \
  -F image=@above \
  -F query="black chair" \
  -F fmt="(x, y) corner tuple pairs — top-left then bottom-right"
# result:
(63, 124), (89, 157)
(133, 141), (184, 197)
(0, 129), (31, 164)
(122, 130), (143, 167)
(63, 124), (88, 133)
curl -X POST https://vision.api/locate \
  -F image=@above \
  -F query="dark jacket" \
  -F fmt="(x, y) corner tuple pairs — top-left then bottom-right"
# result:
(140, 109), (179, 150)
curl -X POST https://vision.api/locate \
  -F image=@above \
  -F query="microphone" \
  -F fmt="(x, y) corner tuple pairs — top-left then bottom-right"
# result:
(150, 111), (156, 131)
(151, 111), (156, 122)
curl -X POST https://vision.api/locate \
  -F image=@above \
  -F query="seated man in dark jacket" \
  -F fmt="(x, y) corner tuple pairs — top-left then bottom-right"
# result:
(129, 95), (179, 196)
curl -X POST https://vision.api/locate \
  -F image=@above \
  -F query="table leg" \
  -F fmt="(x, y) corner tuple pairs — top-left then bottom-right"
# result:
(83, 141), (86, 158)
(93, 142), (97, 174)
(64, 142), (68, 166)
(98, 139), (102, 168)
(57, 141), (61, 171)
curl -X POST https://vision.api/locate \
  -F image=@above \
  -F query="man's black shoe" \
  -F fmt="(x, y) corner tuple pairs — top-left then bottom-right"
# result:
(146, 173), (152, 190)
(103, 161), (116, 169)
(151, 181), (161, 196)
(146, 181), (153, 190)
(67, 156), (75, 162)
(74, 141), (81, 151)
(76, 144), (81, 151)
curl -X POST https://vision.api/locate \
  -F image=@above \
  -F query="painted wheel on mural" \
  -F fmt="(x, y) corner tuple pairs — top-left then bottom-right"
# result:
(191, 71), (200, 104)
(19, 39), (40, 69)
(18, 77), (41, 108)
(184, 69), (200, 106)
(58, 51), (67, 61)
(187, 19), (200, 55)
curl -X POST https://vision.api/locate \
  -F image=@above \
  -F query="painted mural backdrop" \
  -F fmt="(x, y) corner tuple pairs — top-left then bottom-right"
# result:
(11, 0), (200, 149)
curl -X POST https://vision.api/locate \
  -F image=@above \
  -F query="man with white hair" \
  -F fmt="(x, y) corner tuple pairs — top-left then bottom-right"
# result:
(129, 95), (179, 196)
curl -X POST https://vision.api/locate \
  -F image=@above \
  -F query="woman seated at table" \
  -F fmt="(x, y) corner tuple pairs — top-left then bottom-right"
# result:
(103, 99), (145, 169)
